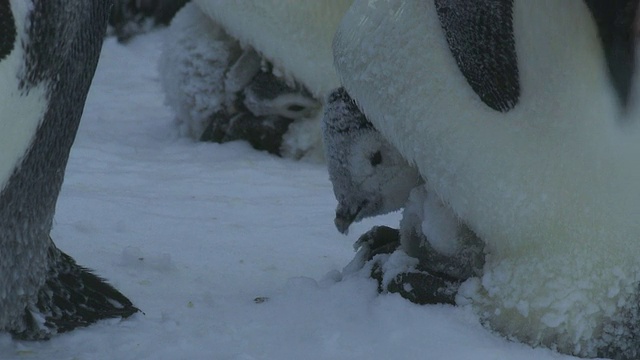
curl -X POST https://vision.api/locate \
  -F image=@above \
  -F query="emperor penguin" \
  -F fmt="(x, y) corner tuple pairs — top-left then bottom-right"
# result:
(0, 0), (138, 339)
(333, 0), (640, 358)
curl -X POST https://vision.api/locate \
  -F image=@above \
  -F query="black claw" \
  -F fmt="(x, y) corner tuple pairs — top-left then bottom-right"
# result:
(370, 261), (386, 293)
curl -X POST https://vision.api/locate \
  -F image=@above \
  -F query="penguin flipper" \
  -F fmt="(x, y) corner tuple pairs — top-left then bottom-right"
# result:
(434, 0), (520, 112)
(12, 242), (139, 340)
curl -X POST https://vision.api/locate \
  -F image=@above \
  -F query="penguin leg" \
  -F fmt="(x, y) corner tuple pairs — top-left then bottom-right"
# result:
(11, 239), (139, 340)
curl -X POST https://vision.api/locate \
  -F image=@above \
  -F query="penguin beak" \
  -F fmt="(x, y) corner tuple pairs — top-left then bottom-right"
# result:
(334, 200), (368, 234)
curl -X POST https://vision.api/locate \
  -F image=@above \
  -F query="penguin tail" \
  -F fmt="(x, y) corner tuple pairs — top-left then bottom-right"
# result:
(12, 241), (139, 340)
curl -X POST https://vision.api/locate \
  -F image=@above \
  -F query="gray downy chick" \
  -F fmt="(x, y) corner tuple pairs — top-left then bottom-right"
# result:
(322, 87), (423, 234)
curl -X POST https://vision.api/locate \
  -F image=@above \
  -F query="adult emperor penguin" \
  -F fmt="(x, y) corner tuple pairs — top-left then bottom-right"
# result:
(0, 0), (138, 339)
(334, 0), (640, 358)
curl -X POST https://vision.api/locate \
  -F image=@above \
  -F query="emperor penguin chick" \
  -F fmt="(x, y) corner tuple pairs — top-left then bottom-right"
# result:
(323, 87), (484, 303)
(322, 87), (423, 234)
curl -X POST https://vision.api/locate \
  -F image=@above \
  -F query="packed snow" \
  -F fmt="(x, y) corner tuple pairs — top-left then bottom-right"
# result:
(0, 30), (588, 360)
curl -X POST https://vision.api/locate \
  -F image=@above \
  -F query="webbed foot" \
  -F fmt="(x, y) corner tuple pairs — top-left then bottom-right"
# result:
(11, 244), (139, 340)
(348, 225), (460, 305)
(382, 267), (458, 305)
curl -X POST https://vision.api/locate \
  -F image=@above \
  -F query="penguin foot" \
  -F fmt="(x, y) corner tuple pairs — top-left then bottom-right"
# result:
(371, 261), (459, 305)
(354, 225), (401, 260)
(11, 244), (139, 340)
(352, 226), (459, 305)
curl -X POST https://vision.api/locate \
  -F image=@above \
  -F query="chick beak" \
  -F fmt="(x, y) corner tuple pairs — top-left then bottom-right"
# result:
(334, 201), (368, 234)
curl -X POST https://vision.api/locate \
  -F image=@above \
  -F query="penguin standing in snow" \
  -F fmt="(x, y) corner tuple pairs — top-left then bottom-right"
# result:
(333, 0), (640, 358)
(0, 0), (137, 339)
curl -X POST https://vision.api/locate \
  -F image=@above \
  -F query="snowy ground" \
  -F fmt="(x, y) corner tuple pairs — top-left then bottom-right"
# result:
(0, 30), (588, 360)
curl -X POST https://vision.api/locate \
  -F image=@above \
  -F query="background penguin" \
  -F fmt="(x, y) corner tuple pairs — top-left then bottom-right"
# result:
(199, 56), (321, 156)
(0, 0), (137, 339)
(162, 1), (351, 161)
(160, 3), (322, 157)
(333, 0), (640, 358)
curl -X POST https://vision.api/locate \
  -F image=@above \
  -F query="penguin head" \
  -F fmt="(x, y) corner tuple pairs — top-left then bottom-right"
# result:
(322, 88), (423, 234)
(242, 70), (321, 120)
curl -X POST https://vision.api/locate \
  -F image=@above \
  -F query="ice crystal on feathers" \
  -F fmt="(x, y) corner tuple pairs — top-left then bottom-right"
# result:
(160, 3), (325, 159)
(159, 3), (236, 139)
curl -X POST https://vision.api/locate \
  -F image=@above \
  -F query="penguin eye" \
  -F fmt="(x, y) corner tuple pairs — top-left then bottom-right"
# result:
(370, 151), (382, 167)
(287, 104), (306, 112)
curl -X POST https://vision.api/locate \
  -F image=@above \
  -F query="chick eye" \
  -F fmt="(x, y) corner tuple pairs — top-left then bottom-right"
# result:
(287, 104), (306, 112)
(370, 151), (382, 167)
